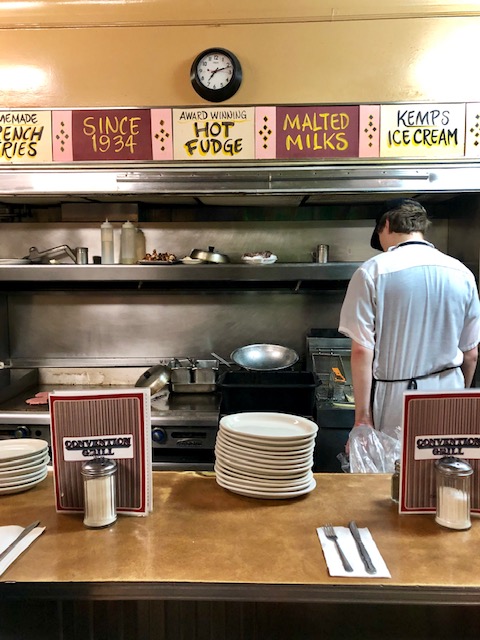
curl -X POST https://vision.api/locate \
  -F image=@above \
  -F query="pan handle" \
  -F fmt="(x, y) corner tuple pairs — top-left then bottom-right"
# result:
(211, 352), (231, 368)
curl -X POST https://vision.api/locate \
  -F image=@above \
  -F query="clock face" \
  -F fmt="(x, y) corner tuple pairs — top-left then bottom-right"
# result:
(196, 51), (234, 91)
(190, 48), (242, 102)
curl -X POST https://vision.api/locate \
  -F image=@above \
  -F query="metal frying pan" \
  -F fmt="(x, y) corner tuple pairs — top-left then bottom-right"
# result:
(230, 344), (299, 371)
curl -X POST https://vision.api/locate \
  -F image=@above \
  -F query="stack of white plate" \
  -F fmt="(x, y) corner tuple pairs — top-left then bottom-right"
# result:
(0, 439), (49, 495)
(215, 412), (318, 499)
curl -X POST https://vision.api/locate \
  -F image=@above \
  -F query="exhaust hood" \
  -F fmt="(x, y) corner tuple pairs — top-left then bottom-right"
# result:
(0, 161), (479, 206)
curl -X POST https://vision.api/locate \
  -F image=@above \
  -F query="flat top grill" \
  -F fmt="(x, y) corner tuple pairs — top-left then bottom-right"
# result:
(0, 367), (221, 426)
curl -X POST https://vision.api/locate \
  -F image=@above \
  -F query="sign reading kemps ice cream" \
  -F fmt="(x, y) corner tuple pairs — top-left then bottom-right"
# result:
(173, 107), (255, 160)
(380, 103), (466, 158)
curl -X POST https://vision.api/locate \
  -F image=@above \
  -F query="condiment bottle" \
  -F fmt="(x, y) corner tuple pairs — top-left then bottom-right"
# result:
(391, 459), (400, 503)
(101, 219), (114, 264)
(434, 456), (473, 530)
(81, 458), (117, 528)
(120, 220), (136, 264)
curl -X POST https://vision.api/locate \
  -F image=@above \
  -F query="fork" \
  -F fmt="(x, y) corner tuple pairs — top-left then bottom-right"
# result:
(323, 524), (353, 572)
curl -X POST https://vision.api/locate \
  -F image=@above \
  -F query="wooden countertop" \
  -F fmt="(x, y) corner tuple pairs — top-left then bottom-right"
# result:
(0, 471), (478, 604)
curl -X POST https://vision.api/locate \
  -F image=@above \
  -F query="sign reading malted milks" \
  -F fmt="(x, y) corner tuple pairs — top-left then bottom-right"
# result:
(276, 106), (360, 159)
(173, 107), (255, 160)
(380, 103), (466, 158)
(0, 110), (52, 162)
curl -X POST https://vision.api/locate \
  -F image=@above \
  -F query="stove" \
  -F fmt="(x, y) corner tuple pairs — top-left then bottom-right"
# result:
(0, 365), (221, 471)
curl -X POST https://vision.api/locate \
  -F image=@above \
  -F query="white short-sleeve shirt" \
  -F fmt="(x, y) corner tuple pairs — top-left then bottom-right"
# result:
(339, 241), (480, 437)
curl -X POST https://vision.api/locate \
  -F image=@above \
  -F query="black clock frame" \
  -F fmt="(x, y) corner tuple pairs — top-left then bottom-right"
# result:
(190, 48), (242, 103)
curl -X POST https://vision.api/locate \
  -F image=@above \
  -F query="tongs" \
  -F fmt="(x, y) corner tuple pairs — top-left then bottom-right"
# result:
(24, 245), (77, 264)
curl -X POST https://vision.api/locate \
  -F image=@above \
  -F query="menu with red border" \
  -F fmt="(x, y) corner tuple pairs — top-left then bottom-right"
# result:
(400, 390), (480, 514)
(49, 389), (152, 516)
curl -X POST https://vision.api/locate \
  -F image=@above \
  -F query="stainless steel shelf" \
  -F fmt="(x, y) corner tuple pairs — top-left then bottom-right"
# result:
(0, 262), (360, 282)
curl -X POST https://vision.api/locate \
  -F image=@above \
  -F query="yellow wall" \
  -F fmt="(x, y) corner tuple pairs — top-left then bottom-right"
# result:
(1, 1), (480, 107)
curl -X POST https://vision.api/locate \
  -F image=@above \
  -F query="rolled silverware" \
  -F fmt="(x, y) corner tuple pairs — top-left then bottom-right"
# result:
(348, 521), (376, 574)
(0, 520), (41, 563)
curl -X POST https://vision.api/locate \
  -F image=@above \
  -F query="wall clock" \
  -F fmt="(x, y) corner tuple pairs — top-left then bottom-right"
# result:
(190, 48), (242, 103)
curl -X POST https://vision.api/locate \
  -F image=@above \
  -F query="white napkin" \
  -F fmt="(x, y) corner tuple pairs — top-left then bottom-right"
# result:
(317, 526), (391, 578)
(0, 525), (46, 577)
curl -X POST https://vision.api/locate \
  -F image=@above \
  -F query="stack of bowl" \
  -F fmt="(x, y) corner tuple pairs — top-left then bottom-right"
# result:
(214, 412), (318, 499)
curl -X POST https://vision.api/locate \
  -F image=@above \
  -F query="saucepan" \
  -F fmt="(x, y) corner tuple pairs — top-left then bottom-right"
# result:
(226, 343), (299, 371)
(135, 364), (171, 396)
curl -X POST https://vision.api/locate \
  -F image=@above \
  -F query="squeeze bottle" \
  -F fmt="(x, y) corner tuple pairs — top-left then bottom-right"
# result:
(101, 219), (114, 264)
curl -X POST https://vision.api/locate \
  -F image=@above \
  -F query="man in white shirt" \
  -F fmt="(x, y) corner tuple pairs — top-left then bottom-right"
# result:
(339, 199), (480, 439)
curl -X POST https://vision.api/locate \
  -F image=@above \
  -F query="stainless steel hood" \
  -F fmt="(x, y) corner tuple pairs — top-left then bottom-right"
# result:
(0, 160), (479, 205)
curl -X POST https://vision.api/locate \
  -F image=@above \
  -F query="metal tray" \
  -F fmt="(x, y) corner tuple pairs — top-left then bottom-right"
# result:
(171, 383), (217, 394)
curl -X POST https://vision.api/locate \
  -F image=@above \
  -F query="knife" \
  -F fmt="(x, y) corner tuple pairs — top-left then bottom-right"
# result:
(348, 521), (377, 574)
(0, 520), (41, 563)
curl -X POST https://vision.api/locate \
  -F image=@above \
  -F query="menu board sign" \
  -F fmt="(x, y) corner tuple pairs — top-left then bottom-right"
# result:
(0, 110), (52, 163)
(71, 109), (153, 161)
(276, 106), (359, 159)
(380, 103), (466, 158)
(173, 107), (255, 160)
(0, 102), (478, 163)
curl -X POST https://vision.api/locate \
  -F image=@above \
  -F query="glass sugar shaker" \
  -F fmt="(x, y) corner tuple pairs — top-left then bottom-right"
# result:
(434, 456), (473, 530)
(81, 458), (118, 528)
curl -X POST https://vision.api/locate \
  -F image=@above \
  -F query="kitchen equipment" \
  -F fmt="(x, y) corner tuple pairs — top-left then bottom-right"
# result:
(348, 521), (376, 574)
(435, 456), (473, 530)
(135, 364), (170, 396)
(230, 343), (298, 371)
(75, 247), (88, 264)
(190, 246), (230, 264)
(313, 244), (329, 263)
(219, 371), (317, 415)
(306, 329), (354, 472)
(170, 359), (218, 393)
(24, 245), (77, 264)
(211, 352), (231, 367)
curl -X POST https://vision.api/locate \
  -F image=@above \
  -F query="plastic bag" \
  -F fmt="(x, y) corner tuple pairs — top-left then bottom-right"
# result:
(337, 425), (401, 473)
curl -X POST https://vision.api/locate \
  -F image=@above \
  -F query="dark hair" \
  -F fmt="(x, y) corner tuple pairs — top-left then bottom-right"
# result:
(370, 199), (431, 250)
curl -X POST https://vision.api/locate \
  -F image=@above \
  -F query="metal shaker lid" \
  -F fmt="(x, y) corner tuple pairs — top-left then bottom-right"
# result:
(81, 457), (117, 477)
(434, 456), (473, 477)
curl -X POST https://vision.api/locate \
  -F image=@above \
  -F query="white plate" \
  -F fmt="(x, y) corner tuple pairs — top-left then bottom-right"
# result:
(215, 471), (314, 493)
(181, 257), (203, 265)
(0, 459), (48, 478)
(0, 465), (48, 487)
(216, 476), (316, 499)
(215, 452), (313, 478)
(217, 430), (315, 455)
(0, 258), (30, 264)
(0, 468), (48, 495)
(0, 439), (48, 462)
(215, 463), (313, 488)
(241, 255), (277, 265)
(215, 440), (313, 467)
(216, 451), (312, 477)
(138, 259), (180, 265)
(0, 450), (49, 471)
(219, 412), (318, 440)
(218, 429), (315, 452)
